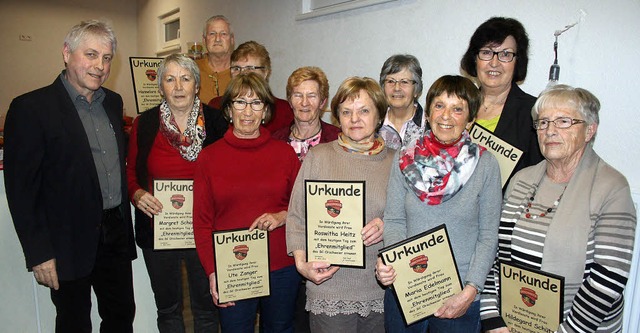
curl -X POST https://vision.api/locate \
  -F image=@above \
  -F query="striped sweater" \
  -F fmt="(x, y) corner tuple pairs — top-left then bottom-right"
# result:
(480, 146), (636, 333)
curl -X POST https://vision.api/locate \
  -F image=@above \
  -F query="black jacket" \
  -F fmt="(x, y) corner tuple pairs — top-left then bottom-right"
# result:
(4, 76), (136, 280)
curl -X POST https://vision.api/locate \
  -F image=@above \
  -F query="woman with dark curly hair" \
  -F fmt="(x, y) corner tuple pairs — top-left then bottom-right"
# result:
(461, 17), (542, 184)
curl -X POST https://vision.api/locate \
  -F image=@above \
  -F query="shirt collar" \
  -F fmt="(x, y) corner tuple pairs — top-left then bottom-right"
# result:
(59, 70), (105, 103)
(383, 103), (425, 128)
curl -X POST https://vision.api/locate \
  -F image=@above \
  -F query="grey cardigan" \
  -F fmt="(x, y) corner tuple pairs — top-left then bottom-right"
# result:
(383, 150), (502, 293)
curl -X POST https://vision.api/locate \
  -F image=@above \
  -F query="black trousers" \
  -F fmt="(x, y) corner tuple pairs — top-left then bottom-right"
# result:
(50, 206), (135, 333)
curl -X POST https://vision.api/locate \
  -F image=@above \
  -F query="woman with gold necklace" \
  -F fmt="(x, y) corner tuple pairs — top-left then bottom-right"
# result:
(460, 17), (543, 184)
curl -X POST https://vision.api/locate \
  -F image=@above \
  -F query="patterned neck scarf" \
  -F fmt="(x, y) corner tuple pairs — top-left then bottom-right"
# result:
(337, 132), (385, 155)
(399, 130), (483, 205)
(158, 97), (206, 161)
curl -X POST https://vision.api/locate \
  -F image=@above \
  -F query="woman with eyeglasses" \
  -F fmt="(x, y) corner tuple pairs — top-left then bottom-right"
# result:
(287, 77), (393, 333)
(461, 17), (543, 185)
(480, 84), (636, 333)
(378, 54), (427, 150)
(193, 72), (301, 333)
(208, 41), (294, 134)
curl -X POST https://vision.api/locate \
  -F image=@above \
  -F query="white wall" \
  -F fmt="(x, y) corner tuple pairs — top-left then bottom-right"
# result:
(0, 0), (139, 120)
(137, 0), (640, 192)
(0, 1), (157, 331)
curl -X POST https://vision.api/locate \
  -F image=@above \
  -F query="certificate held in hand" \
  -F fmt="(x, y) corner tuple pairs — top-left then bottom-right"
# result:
(153, 179), (195, 250)
(213, 228), (271, 303)
(379, 224), (462, 325)
(499, 261), (564, 333)
(305, 180), (366, 268)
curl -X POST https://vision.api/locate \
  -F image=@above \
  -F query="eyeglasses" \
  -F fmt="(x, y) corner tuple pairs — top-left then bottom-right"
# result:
(477, 49), (517, 63)
(232, 99), (265, 111)
(206, 31), (230, 39)
(230, 66), (266, 73)
(533, 117), (586, 130)
(384, 78), (416, 88)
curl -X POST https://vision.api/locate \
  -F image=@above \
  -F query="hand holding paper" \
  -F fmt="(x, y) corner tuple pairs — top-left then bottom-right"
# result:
(209, 272), (235, 308)
(375, 257), (396, 286)
(433, 285), (476, 319)
(293, 250), (340, 285)
(362, 217), (384, 246)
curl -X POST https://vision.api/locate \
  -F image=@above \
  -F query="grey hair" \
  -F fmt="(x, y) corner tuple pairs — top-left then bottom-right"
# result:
(202, 15), (233, 37)
(64, 19), (117, 54)
(532, 84), (600, 142)
(379, 54), (424, 101)
(157, 53), (201, 91)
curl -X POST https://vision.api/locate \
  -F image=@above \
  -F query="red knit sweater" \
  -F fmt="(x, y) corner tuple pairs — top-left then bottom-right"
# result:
(126, 117), (197, 197)
(193, 127), (300, 276)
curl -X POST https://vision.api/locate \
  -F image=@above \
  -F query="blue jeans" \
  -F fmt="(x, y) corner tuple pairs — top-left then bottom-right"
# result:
(142, 248), (218, 333)
(219, 265), (301, 333)
(384, 288), (481, 333)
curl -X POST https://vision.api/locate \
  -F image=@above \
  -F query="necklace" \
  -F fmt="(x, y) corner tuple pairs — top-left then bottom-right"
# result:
(291, 125), (321, 141)
(481, 92), (508, 114)
(481, 100), (505, 113)
(524, 179), (567, 219)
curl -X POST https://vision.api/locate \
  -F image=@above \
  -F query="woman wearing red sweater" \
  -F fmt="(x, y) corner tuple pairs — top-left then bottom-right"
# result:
(126, 54), (227, 332)
(193, 72), (301, 333)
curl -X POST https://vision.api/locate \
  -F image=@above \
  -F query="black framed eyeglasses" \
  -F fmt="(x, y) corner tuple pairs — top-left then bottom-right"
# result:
(477, 49), (517, 63)
(383, 78), (416, 88)
(533, 117), (586, 130)
(230, 65), (266, 73)
(232, 99), (265, 111)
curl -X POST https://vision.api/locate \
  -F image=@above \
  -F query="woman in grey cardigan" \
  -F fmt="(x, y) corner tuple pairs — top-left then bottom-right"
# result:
(376, 75), (502, 333)
(480, 85), (636, 333)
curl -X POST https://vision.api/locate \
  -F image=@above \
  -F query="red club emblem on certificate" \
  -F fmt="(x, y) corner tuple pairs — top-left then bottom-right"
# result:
(146, 69), (157, 81)
(233, 244), (249, 260)
(409, 255), (429, 273)
(170, 194), (185, 209)
(520, 287), (538, 307)
(325, 199), (342, 217)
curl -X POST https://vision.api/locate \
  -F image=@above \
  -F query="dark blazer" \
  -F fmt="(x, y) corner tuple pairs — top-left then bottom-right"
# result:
(4, 76), (136, 281)
(493, 83), (543, 182)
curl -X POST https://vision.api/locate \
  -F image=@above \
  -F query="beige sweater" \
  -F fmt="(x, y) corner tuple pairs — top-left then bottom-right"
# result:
(286, 141), (395, 315)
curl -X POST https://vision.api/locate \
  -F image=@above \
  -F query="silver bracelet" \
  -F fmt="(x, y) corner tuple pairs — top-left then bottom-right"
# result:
(465, 281), (480, 294)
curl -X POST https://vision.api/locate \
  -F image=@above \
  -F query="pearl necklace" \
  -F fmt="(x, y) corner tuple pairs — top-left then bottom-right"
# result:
(524, 179), (567, 219)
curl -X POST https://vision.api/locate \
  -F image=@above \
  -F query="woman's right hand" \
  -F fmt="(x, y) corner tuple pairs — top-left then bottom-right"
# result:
(209, 273), (235, 308)
(293, 250), (339, 284)
(133, 189), (163, 218)
(375, 257), (396, 286)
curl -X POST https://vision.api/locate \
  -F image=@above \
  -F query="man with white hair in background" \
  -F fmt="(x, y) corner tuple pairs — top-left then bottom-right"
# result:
(196, 15), (235, 104)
